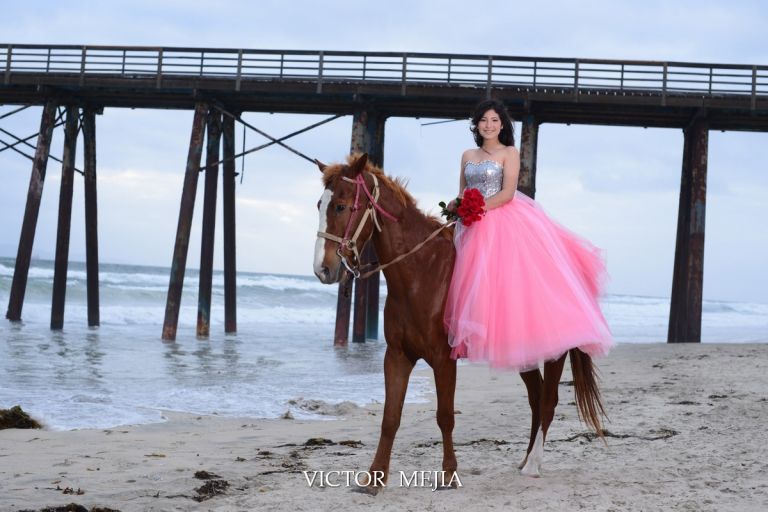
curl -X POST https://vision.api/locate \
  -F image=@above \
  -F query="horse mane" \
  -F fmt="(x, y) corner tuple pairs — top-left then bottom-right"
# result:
(322, 154), (454, 240)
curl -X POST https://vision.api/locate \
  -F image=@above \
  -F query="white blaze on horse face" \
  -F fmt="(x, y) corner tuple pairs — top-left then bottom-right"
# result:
(314, 189), (333, 277)
(520, 427), (544, 478)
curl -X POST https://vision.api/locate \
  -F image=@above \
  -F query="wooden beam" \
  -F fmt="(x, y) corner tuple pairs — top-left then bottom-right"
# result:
(668, 117), (708, 343)
(6, 101), (57, 321)
(50, 106), (79, 330)
(197, 109), (222, 338)
(519, 114), (539, 198)
(162, 102), (207, 341)
(82, 108), (100, 327)
(349, 109), (386, 343)
(222, 114), (237, 334)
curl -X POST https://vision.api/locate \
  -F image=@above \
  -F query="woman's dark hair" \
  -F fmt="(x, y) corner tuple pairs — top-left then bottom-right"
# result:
(470, 99), (515, 147)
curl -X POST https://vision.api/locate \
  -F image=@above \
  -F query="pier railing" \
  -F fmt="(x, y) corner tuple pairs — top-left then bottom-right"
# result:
(3, 44), (767, 100)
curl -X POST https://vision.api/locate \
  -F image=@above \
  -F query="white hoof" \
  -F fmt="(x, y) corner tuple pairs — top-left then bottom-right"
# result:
(517, 454), (528, 470)
(520, 428), (544, 477)
(520, 463), (541, 478)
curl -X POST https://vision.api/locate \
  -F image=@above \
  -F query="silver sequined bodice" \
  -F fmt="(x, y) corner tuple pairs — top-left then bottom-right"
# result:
(464, 160), (503, 197)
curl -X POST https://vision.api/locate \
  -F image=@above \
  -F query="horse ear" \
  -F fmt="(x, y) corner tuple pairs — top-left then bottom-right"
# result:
(314, 159), (327, 173)
(350, 153), (368, 176)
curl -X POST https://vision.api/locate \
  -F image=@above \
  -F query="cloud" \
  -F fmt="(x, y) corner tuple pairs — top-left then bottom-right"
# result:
(1, 1), (766, 302)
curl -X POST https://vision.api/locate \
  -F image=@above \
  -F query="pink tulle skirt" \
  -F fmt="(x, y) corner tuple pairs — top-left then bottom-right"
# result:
(444, 191), (613, 371)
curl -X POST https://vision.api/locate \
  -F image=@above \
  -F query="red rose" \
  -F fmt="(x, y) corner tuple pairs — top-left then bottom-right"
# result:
(457, 188), (486, 226)
(439, 188), (486, 226)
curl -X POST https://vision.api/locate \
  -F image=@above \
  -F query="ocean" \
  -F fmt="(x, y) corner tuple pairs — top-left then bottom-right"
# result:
(1, 256), (766, 431)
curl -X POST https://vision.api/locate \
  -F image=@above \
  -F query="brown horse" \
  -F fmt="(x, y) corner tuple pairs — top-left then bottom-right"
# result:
(313, 153), (606, 492)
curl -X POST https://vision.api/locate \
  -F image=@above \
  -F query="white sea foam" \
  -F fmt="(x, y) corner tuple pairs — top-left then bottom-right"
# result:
(0, 258), (765, 431)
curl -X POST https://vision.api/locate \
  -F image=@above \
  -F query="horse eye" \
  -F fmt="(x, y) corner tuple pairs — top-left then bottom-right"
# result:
(335, 204), (346, 213)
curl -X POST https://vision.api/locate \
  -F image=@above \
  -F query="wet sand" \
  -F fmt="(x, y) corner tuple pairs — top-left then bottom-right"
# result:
(1, 343), (767, 511)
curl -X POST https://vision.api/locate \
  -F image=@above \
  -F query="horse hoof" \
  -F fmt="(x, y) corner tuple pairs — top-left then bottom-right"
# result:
(517, 455), (529, 470)
(520, 465), (541, 478)
(352, 484), (383, 496)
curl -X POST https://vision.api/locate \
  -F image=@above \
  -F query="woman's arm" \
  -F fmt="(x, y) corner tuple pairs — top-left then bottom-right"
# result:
(483, 147), (520, 211)
(458, 150), (469, 196)
(448, 151), (471, 211)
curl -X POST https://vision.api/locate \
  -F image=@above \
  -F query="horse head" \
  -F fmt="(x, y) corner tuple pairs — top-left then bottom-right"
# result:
(313, 153), (379, 283)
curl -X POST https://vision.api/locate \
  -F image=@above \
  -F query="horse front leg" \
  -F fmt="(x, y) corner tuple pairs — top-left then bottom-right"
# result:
(518, 368), (543, 469)
(364, 347), (415, 494)
(521, 353), (567, 478)
(433, 358), (458, 487)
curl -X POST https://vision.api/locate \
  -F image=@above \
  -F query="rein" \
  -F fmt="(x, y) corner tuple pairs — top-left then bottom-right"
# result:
(317, 171), (454, 279)
(357, 219), (456, 279)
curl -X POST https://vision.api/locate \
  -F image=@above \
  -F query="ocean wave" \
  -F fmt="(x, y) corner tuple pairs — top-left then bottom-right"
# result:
(2, 302), (338, 327)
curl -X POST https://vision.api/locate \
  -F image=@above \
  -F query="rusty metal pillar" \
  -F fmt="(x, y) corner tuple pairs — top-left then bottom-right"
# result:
(162, 102), (207, 341)
(50, 106), (79, 330)
(348, 109), (386, 343)
(519, 114), (539, 198)
(197, 109), (222, 338)
(668, 117), (708, 343)
(6, 102), (57, 321)
(221, 114), (237, 334)
(82, 108), (100, 327)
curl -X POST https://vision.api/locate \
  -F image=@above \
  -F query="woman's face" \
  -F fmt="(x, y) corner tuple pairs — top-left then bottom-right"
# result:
(477, 109), (502, 142)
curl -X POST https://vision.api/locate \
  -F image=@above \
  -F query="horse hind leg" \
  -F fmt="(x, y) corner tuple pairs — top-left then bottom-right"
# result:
(521, 353), (567, 478)
(433, 358), (458, 488)
(518, 368), (543, 469)
(363, 347), (415, 494)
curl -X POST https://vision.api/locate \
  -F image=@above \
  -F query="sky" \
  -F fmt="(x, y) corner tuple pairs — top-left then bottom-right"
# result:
(0, 0), (766, 304)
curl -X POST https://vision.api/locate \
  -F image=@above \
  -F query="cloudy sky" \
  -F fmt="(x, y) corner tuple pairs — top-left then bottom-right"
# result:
(0, 0), (766, 303)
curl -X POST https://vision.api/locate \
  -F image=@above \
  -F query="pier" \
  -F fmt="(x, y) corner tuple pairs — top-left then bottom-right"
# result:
(2, 44), (767, 343)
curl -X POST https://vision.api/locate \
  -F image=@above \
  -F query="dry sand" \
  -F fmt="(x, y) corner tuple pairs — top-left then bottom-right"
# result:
(1, 343), (767, 511)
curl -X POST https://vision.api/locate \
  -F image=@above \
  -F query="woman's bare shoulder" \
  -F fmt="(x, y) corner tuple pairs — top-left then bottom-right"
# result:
(461, 148), (480, 161)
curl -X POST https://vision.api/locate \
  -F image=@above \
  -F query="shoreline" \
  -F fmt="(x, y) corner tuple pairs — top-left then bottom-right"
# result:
(1, 343), (767, 511)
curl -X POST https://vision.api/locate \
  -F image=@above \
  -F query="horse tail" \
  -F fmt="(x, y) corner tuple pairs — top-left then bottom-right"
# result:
(569, 348), (608, 440)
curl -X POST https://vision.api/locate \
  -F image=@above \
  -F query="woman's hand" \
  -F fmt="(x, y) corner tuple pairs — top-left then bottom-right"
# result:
(447, 199), (457, 212)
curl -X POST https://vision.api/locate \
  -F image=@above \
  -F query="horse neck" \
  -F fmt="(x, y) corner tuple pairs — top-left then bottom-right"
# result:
(370, 184), (448, 294)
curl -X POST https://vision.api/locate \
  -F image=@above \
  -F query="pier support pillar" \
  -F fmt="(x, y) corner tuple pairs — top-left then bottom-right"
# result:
(222, 114), (238, 334)
(6, 101), (57, 321)
(82, 108), (100, 327)
(340, 109), (385, 344)
(519, 115), (539, 198)
(162, 102), (207, 341)
(197, 110), (222, 338)
(668, 117), (708, 343)
(50, 106), (79, 330)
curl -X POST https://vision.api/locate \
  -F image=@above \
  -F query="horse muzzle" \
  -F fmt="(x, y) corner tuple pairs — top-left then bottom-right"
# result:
(314, 260), (344, 284)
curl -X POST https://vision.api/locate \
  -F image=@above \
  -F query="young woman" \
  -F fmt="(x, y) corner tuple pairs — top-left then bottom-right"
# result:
(443, 99), (613, 370)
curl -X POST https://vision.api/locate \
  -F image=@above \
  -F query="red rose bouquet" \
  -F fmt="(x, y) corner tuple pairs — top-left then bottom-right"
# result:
(439, 188), (486, 227)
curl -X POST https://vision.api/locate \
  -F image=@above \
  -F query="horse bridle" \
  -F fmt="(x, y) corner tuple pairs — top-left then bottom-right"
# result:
(316, 172), (399, 278)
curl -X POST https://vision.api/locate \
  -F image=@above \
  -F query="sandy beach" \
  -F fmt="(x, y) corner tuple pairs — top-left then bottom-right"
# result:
(1, 343), (767, 511)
